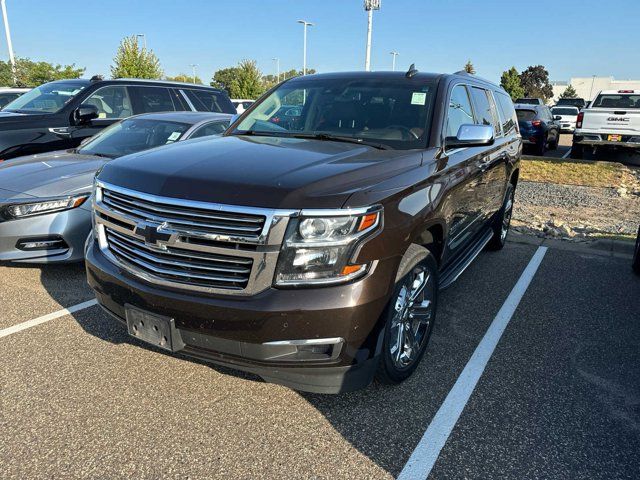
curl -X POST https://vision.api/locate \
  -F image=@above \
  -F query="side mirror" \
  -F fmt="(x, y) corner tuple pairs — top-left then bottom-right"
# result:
(446, 124), (494, 149)
(73, 104), (99, 125)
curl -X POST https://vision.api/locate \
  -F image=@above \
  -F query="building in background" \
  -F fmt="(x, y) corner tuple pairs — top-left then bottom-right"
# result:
(552, 77), (640, 103)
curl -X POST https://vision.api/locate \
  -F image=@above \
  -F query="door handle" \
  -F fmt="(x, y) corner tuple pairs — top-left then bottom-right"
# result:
(48, 127), (73, 138)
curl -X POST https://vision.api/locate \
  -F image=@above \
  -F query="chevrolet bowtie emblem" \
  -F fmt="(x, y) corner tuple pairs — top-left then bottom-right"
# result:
(134, 221), (172, 248)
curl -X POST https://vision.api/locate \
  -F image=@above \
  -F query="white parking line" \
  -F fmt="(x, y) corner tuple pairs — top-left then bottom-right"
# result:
(397, 246), (548, 480)
(0, 299), (98, 339)
(562, 149), (571, 159)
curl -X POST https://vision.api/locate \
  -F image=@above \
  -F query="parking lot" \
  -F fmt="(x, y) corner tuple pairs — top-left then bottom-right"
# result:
(1, 235), (638, 479)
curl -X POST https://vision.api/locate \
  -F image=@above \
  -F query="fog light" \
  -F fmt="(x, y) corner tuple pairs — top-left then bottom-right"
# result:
(16, 236), (67, 251)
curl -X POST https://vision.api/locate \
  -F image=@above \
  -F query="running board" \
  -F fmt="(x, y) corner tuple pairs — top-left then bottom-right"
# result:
(439, 229), (494, 290)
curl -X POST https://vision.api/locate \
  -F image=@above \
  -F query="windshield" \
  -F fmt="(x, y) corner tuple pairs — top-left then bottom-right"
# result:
(77, 117), (191, 158)
(516, 99), (539, 104)
(552, 107), (579, 116)
(592, 94), (640, 109)
(231, 76), (437, 150)
(4, 81), (87, 113)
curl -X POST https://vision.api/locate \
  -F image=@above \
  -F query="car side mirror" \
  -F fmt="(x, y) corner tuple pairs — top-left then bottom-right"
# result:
(446, 124), (494, 149)
(73, 104), (99, 125)
(554, 115), (562, 120)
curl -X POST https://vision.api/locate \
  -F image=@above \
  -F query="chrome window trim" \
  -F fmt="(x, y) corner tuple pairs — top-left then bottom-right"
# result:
(178, 89), (197, 111)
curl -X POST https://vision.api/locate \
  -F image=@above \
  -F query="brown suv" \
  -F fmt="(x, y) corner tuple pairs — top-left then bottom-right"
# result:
(85, 69), (522, 393)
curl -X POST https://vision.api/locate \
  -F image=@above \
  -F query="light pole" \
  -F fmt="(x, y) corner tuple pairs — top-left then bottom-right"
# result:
(272, 57), (280, 82)
(390, 51), (399, 71)
(588, 75), (596, 100)
(364, 0), (381, 71)
(0, 0), (16, 85)
(189, 64), (198, 84)
(136, 33), (146, 50)
(297, 20), (313, 75)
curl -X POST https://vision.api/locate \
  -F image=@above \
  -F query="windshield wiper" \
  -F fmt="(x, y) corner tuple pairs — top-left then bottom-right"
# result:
(290, 132), (392, 150)
(82, 152), (113, 159)
(230, 130), (283, 137)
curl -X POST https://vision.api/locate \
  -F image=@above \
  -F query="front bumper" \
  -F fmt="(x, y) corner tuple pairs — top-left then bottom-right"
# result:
(85, 238), (397, 393)
(0, 207), (91, 263)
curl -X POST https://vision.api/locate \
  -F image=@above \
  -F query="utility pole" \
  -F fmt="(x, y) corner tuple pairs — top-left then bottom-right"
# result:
(0, 0), (16, 85)
(364, 0), (381, 71)
(190, 64), (198, 84)
(272, 57), (280, 82)
(136, 33), (146, 50)
(390, 51), (399, 71)
(297, 20), (313, 75)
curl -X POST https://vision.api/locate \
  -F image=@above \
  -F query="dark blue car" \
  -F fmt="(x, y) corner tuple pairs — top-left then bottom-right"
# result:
(515, 104), (560, 156)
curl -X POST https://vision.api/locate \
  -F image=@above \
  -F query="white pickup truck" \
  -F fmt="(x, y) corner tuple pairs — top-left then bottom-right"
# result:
(571, 89), (640, 159)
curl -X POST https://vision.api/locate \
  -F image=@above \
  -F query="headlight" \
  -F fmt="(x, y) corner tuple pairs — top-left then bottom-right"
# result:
(3, 194), (89, 219)
(275, 207), (382, 286)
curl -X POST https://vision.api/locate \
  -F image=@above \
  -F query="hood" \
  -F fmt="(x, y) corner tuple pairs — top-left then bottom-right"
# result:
(98, 135), (424, 209)
(0, 110), (51, 125)
(0, 150), (106, 199)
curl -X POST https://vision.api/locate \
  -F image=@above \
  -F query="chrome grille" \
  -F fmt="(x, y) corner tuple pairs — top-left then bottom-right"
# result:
(94, 181), (295, 296)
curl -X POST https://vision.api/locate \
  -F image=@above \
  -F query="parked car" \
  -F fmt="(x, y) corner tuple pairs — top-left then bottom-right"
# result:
(556, 97), (586, 111)
(515, 98), (545, 105)
(515, 104), (560, 155)
(0, 78), (236, 161)
(0, 87), (30, 109)
(571, 89), (640, 159)
(551, 106), (580, 133)
(85, 69), (521, 394)
(634, 226), (640, 275)
(231, 99), (255, 114)
(0, 112), (231, 263)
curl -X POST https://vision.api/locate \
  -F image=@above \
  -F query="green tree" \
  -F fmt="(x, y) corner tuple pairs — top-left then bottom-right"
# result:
(463, 60), (475, 74)
(110, 35), (162, 79)
(0, 57), (84, 87)
(500, 67), (525, 101)
(519, 65), (554, 101)
(229, 60), (264, 99)
(210, 66), (240, 94)
(560, 84), (578, 99)
(166, 73), (203, 84)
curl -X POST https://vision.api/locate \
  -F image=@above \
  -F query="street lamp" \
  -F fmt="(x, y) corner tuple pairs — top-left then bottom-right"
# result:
(136, 33), (146, 50)
(364, 0), (381, 71)
(189, 64), (198, 84)
(297, 20), (314, 75)
(390, 51), (399, 71)
(272, 57), (280, 82)
(0, 0), (16, 85)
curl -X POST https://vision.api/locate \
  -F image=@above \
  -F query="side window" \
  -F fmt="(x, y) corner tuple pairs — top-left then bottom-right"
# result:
(446, 85), (475, 138)
(184, 90), (235, 113)
(485, 91), (502, 137)
(495, 93), (517, 135)
(130, 86), (176, 113)
(189, 121), (229, 139)
(84, 86), (133, 119)
(470, 87), (494, 129)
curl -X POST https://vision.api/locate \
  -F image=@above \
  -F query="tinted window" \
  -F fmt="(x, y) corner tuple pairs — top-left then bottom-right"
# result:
(470, 87), (494, 128)
(485, 91), (502, 137)
(495, 92), (517, 134)
(516, 109), (537, 122)
(188, 120), (229, 139)
(0, 92), (21, 108)
(131, 86), (175, 113)
(234, 77), (437, 150)
(446, 84), (475, 138)
(184, 89), (236, 113)
(85, 86), (133, 119)
(552, 107), (579, 116)
(592, 94), (640, 109)
(77, 118), (190, 157)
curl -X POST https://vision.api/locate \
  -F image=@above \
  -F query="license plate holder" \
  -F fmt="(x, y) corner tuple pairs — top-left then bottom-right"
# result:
(608, 134), (622, 142)
(125, 304), (183, 352)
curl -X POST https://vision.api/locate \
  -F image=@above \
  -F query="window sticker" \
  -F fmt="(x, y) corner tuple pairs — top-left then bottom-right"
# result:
(166, 131), (181, 143)
(98, 112), (107, 119)
(411, 92), (427, 105)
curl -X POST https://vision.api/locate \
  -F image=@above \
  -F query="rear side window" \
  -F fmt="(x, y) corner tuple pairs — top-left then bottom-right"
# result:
(446, 84), (475, 138)
(485, 91), (502, 137)
(470, 87), (496, 130)
(184, 89), (236, 113)
(495, 93), (518, 134)
(516, 109), (537, 122)
(592, 94), (640, 109)
(130, 86), (176, 113)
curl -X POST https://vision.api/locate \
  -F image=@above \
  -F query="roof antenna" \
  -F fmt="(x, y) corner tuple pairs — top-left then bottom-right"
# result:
(406, 63), (418, 78)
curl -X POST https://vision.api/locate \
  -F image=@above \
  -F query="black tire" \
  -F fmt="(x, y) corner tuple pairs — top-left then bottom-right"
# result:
(633, 226), (640, 275)
(535, 136), (546, 156)
(487, 183), (515, 251)
(376, 247), (438, 385)
(570, 143), (583, 159)
(549, 130), (559, 150)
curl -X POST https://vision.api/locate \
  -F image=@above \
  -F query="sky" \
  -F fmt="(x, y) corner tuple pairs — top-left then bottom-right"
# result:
(3, 0), (640, 84)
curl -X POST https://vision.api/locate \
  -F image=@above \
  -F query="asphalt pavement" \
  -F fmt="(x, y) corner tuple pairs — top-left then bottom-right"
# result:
(1, 236), (639, 479)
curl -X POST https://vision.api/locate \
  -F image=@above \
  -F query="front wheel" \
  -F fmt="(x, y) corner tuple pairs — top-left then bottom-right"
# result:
(633, 226), (640, 275)
(570, 142), (584, 159)
(487, 184), (515, 251)
(376, 250), (438, 385)
(549, 130), (559, 150)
